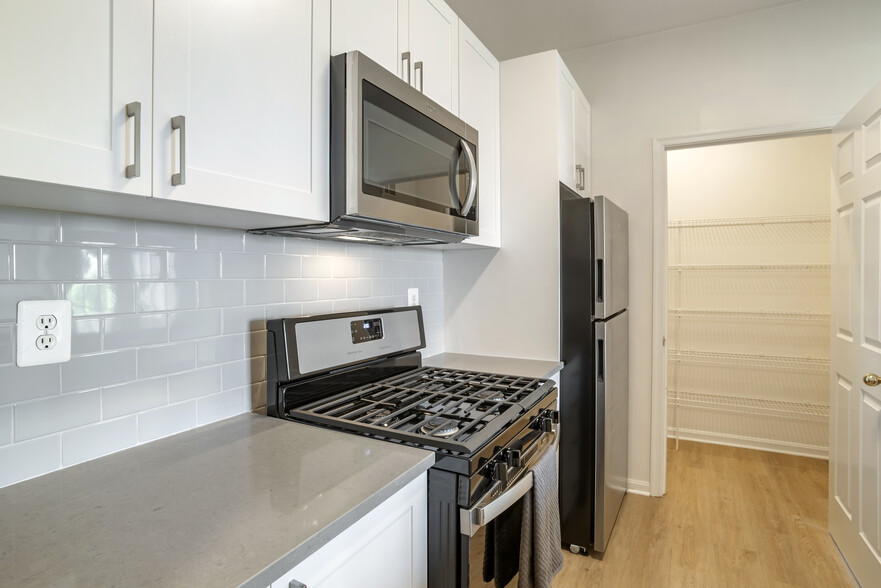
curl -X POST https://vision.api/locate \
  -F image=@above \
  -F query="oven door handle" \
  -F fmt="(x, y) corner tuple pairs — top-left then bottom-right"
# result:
(459, 471), (533, 537)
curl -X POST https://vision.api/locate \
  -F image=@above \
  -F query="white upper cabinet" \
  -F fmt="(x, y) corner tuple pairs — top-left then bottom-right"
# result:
(0, 0), (152, 196)
(557, 63), (591, 195)
(153, 0), (329, 222)
(332, 0), (458, 112)
(330, 0), (403, 77)
(405, 0), (459, 112)
(457, 20), (500, 248)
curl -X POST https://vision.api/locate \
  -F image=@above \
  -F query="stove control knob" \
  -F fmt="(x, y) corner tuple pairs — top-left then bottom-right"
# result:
(493, 461), (509, 484)
(539, 417), (554, 433)
(506, 449), (523, 468)
(548, 410), (560, 424)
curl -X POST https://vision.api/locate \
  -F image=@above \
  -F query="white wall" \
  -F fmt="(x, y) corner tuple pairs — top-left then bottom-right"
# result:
(561, 0), (881, 487)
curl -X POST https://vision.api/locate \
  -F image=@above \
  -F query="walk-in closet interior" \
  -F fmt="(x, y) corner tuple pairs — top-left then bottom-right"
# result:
(666, 134), (831, 458)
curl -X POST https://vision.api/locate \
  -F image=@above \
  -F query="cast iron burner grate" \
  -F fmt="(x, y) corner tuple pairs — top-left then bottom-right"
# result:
(287, 367), (548, 454)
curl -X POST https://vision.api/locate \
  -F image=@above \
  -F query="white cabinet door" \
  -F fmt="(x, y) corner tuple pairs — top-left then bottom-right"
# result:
(0, 0), (152, 196)
(153, 0), (329, 222)
(457, 21), (500, 248)
(573, 91), (591, 196)
(331, 0), (403, 78)
(556, 68), (577, 193)
(404, 0), (458, 113)
(271, 473), (428, 588)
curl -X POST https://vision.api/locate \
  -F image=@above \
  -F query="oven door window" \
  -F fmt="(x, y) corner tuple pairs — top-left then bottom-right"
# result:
(362, 81), (476, 220)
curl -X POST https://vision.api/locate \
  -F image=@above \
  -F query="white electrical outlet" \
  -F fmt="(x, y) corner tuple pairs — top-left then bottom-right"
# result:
(17, 300), (72, 367)
(407, 288), (419, 306)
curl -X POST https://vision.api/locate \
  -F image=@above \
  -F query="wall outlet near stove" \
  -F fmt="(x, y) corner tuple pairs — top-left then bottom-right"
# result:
(407, 288), (419, 306)
(17, 300), (72, 367)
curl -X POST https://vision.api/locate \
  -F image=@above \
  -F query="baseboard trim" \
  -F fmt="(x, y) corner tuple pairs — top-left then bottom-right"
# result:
(626, 478), (651, 496)
(668, 427), (829, 460)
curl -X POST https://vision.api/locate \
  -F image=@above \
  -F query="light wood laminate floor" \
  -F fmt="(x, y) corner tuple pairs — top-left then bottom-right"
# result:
(552, 440), (857, 587)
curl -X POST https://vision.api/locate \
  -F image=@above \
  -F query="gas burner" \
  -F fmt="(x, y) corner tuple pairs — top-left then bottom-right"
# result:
(421, 417), (459, 438)
(472, 389), (504, 402)
(364, 408), (392, 426)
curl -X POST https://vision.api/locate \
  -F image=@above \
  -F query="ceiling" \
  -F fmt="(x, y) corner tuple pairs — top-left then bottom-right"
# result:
(445, 0), (804, 60)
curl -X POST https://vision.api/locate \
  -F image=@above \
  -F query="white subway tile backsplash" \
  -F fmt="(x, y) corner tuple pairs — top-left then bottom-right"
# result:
(102, 378), (168, 419)
(67, 282), (137, 316)
(169, 366), (222, 403)
(61, 214), (136, 246)
(14, 389), (100, 442)
(0, 435), (61, 488)
(104, 313), (168, 350)
(138, 281), (197, 312)
(0, 324), (12, 364)
(0, 244), (9, 281)
(61, 416), (138, 467)
(136, 221), (195, 249)
(302, 256), (333, 278)
(62, 351), (137, 393)
(244, 233), (284, 254)
(71, 319), (101, 355)
(0, 283), (60, 321)
(197, 334), (246, 366)
(168, 251), (221, 280)
(245, 280), (284, 305)
(0, 209), (444, 488)
(221, 252), (265, 279)
(137, 342), (195, 379)
(102, 249), (167, 280)
(265, 254), (301, 279)
(0, 208), (58, 243)
(138, 401), (198, 443)
(0, 363), (60, 403)
(198, 280), (244, 308)
(0, 406), (12, 446)
(169, 308), (221, 341)
(285, 279), (317, 302)
(317, 278), (346, 300)
(196, 226), (244, 252)
(197, 388), (246, 425)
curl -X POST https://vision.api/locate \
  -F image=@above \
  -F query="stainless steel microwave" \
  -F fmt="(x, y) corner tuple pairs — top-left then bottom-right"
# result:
(253, 51), (479, 245)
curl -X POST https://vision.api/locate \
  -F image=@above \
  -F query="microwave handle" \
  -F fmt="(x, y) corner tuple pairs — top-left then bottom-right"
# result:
(459, 140), (478, 216)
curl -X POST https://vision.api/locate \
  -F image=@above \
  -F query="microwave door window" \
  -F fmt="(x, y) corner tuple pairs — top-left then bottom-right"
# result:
(362, 82), (472, 218)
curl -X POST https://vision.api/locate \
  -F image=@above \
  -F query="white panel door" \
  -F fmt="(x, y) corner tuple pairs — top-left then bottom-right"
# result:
(331, 0), (402, 78)
(404, 0), (458, 113)
(0, 0), (152, 196)
(573, 91), (591, 196)
(829, 78), (881, 588)
(556, 67), (577, 193)
(457, 20), (499, 248)
(153, 0), (329, 222)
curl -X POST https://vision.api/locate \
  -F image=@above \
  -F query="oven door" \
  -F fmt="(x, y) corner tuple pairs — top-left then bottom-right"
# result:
(459, 422), (558, 587)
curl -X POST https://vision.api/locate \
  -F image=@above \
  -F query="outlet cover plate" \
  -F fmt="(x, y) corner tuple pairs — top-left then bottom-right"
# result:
(407, 288), (419, 306)
(17, 300), (72, 367)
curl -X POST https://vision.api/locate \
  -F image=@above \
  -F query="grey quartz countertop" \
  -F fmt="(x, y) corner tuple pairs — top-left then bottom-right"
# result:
(423, 352), (563, 380)
(0, 413), (434, 588)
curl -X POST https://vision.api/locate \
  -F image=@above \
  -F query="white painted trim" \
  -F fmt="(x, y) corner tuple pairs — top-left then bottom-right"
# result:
(667, 429), (829, 460)
(626, 479), (651, 497)
(649, 116), (842, 497)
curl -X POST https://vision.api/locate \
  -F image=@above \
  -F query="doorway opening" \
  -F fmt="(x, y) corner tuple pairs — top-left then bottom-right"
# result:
(664, 134), (831, 460)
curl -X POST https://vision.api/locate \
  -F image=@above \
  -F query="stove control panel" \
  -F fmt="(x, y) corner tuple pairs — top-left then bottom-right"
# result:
(350, 318), (383, 344)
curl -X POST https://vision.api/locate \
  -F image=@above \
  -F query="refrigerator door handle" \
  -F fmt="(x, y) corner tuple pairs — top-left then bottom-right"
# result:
(596, 259), (604, 302)
(597, 338), (605, 381)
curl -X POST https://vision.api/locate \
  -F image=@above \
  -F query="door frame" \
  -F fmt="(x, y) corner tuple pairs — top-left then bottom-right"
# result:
(649, 116), (842, 496)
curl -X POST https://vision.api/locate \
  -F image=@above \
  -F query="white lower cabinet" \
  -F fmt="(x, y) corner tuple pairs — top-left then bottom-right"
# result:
(271, 473), (428, 588)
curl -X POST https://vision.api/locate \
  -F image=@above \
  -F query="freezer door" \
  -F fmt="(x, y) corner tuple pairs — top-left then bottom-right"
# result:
(593, 310), (628, 552)
(593, 196), (629, 319)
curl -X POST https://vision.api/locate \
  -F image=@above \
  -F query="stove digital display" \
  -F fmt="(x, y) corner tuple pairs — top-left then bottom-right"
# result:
(351, 318), (383, 344)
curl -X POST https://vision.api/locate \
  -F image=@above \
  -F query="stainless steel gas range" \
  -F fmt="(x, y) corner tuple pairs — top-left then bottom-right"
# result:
(266, 306), (559, 587)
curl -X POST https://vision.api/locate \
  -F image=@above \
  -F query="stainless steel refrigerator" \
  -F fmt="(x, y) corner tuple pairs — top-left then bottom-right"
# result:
(559, 184), (629, 554)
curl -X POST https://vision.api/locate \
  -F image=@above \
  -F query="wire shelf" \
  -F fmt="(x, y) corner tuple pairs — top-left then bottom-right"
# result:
(668, 263), (830, 272)
(667, 349), (830, 373)
(667, 390), (829, 423)
(668, 308), (830, 322)
(668, 214), (831, 229)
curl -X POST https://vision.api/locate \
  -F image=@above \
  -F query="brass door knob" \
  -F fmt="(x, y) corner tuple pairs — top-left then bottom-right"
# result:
(864, 373), (881, 387)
